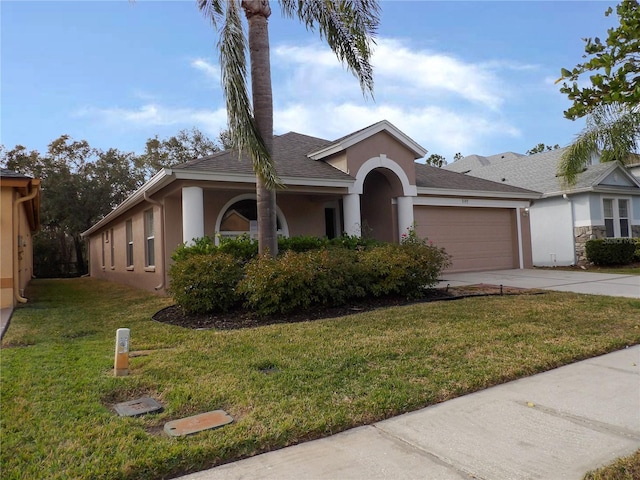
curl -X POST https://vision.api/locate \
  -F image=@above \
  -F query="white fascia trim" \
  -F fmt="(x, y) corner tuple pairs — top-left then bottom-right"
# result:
(546, 184), (640, 198)
(173, 169), (353, 188)
(280, 177), (354, 188)
(173, 170), (255, 184)
(308, 120), (427, 160)
(413, 196), (531, 209)
(81, 168), (174, 238)
(417, 187), (539, 200)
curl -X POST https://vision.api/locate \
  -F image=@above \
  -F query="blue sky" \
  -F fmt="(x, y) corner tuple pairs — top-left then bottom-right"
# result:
(1, 1), (618, 162)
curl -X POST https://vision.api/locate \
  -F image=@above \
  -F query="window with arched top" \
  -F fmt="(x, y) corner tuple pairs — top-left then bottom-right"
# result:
(216, 196), (288, 242)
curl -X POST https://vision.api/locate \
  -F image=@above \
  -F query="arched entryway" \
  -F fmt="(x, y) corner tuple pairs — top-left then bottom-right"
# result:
(345, 155), (417, 242)
(360, 169), (404, 242)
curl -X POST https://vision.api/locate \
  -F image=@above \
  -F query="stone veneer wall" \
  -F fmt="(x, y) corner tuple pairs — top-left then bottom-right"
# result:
(574, 225), (607, 265)
(633, 225), (640, 238)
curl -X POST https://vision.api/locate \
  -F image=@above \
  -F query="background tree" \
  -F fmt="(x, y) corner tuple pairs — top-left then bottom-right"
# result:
(198, 0), (379, 255)
(557, 0), (640, 184)
(425, 153), (446, 167)
(135, 127), (221, 179)
(453, 152), (464, 162)
(526, 143), (560, 155)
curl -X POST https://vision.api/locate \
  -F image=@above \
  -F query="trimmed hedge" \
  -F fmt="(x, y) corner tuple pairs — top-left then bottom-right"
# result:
(168, 253), (244, 314)
(169, 235), (451, 318)
(171, 234), (382, 264)
(585, 238), (636, 266)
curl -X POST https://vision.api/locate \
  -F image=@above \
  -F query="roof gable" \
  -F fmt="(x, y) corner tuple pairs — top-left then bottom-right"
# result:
(307, 120), (427, 160)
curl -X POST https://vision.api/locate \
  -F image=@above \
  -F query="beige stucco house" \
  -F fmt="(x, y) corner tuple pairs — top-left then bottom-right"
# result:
(1, 169), (41, 310)
(82, 120), (539, 294)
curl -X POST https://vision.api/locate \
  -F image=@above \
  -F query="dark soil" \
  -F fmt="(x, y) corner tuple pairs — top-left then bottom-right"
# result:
(153, 284), (537, 331)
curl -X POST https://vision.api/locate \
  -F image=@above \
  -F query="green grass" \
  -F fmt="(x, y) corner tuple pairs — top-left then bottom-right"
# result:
(2, 278), (640, 480)
(584, 450), (640, 479)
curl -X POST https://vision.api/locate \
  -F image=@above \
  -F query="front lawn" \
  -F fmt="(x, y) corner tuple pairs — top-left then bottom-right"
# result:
(2, 278), (639, 479)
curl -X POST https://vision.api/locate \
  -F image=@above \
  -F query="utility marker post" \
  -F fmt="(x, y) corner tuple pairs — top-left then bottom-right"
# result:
(114, 328), (130, 376)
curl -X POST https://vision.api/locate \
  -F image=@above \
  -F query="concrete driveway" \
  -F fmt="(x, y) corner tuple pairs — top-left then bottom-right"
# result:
(438, 268), (640, 298)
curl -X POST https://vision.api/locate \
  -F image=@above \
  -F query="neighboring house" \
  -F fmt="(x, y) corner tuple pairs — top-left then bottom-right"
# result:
(445, 149), (640, 266)
(82, 120), (538, 294)
(1, 169), (41, 309)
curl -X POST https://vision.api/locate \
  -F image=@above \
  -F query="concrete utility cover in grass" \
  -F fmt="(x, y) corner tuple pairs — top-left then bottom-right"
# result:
(114, 397), (163, 417)
(164, 410), (233, 437)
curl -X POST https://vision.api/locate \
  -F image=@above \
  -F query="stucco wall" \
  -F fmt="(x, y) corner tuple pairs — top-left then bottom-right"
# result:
(88, 202), (165, 293)
(1, 188), (14, 308)
(345, 131), (417, 186)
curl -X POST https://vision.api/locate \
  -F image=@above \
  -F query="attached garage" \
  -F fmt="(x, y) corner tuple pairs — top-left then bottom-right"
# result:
(414, 206), (519, 272)
(413, 162), (537, 273)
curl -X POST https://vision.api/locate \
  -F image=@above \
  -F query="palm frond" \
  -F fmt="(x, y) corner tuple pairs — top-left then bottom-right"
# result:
(279, 0), (380, 98)
(218, 1), (281, 189)
(197, 0), (224, 28)
(559, 104), (640, 186)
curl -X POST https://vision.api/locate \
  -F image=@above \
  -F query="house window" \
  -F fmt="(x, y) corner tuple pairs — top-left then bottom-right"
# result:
(603, 198), (631, 237)
(126, 219), (134, 268)
(101, 232), (106, 268)
(110, 228), (115, 268)
(144, 209), (155, 267)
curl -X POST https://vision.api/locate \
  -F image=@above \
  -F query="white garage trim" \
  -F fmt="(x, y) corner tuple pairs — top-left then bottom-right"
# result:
(413, 196), (530, 209)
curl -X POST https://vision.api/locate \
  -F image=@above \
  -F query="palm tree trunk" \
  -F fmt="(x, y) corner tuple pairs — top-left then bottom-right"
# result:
(243, 0), (278, 257)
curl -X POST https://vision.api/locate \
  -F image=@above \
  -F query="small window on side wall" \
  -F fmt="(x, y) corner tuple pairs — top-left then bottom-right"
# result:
(126, 219), (134, 268)
(144, 209), (155, 267)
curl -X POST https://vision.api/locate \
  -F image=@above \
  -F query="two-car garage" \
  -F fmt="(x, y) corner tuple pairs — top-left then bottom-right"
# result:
(413, 204), (531, 273)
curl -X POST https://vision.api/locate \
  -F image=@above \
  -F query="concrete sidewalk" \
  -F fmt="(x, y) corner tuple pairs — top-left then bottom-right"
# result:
(439, 268), (640, 298)
(177, 346), (640, 480)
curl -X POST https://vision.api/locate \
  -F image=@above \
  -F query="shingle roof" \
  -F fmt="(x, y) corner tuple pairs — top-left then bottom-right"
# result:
(174, 132), (354, 181)
(443, 148), (630, 195)
(1, 168), (31, 179)
(445, 152), (524, 173)
(416, 163), (538, 195)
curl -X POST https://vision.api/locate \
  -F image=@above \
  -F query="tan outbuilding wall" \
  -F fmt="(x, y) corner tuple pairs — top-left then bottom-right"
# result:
(0, 175), (40, 308)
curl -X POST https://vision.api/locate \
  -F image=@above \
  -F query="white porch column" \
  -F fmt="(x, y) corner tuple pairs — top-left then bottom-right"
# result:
(397, 196), (414, 239)
(343, 193), (361, 237)
(182, 186), (204, 245)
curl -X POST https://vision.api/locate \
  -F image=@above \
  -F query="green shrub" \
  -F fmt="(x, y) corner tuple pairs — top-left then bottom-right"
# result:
(360, 243), (450, 298)
(278, 235), (328, 253)
(171, 236), (217, 262)
(585, 238), (636, 265)
(634, 238), (640, 262)
(327, 233), (382, 250)
(238, 251), (317, 316)
(218, 234), (258, 262)
(168, 253), (244, 314)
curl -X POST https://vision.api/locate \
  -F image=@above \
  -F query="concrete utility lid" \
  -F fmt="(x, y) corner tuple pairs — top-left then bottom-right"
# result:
(164, 410), (233, 437)
(114, 397), (163, 417)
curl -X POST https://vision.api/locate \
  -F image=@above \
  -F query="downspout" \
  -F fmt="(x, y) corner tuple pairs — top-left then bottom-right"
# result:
(144, 191), (165, 291)
(13, 183), (39, 303)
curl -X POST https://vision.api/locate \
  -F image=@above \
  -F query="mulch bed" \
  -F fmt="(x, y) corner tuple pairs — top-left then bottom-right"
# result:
(152, 284), (538, 331)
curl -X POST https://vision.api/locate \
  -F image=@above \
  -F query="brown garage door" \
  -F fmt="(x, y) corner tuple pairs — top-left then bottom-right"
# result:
(414, 206), (517, 272)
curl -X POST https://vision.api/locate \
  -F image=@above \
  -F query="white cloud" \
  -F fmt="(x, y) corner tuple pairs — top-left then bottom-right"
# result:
(273, 37), (510, 110)
(191, 58), (221, 83)
(74, 103), (228, 137)
(274, 102), (520, 159)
